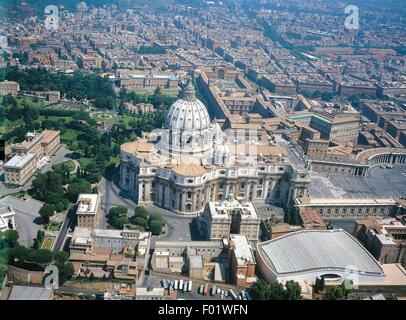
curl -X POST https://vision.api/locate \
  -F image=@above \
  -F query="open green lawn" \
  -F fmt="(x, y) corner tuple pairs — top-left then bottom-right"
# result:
(121, 114), (135, 127)
(0, 118), (24, 134)
(15, 97), (44, 108)
(161, 89), (179, 97)
(41, 236), (55, 250)
(52, 160), (75, 172)
(78, 157), (93, 168)
(61, 129), (79, 142)
(91, 112), (118, 125)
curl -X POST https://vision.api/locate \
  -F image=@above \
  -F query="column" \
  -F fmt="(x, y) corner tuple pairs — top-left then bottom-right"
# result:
(264, 179), (270, 200)
(138, 182), (143, 202)
(245, 182), (250, 200)
(225, 184), (230, 198)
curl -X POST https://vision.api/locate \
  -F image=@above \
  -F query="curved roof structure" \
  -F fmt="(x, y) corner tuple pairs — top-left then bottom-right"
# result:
(356, 147), (406, 164)
(165, 82), (211, 132)
(257, 229), (384, 276)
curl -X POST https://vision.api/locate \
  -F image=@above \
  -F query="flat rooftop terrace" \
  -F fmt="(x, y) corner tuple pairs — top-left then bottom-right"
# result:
(309, 164), (406, 200)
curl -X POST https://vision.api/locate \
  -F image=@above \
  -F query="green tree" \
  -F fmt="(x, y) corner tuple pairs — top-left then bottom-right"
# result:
(268, 281), (285, 300)
(46, 192), (63, 205)
(250, 279), (271, 300)
(10, 245), (30, 262)
(31, 249), (54, 268)
(67, 179), (91, 202)
(109, 206), (128, 216)
(55, 202), (65, 212)
(108, 206), (129, 229)
(59, 262), (74, 280)
(315, 276), (325, 293)
(133, 217), (148, 229)
(54, 251), (69, 266)
(284, 280), (302, 300)
(39, 204), (56, 224)
(76, 167), (81, 179)
(149, 220), (163, 235)
(36, 230), (44, 244)
(84, 161), (101, 183)
(149, 212), (164, 223)
(324, 282), (351, 300)
(32, 239), (41, 250)
(4, 230), (19, 248)
(133, 206), (148, 219)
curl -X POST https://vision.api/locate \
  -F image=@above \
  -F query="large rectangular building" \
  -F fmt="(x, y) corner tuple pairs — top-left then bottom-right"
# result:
(0, 80), (20, 96)
(199, 198), (261, 243)
(11, 130), (60, 157)
(289, 111), (360, 144)
(3, 153), (37, 186)
(229, 234), (257, 288)
(76, 193), (101, 229)
(118, 69), (178, 91)
(353, 217), (406, 268)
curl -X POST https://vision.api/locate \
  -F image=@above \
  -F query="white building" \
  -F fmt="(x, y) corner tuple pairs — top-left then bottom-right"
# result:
(199, 195), (261, 243)
(120, 81), (308, 215)
(3, 153), (37, 186)
(256, 229), (386, 285)
(0, 206), (16, 232)
(69, 227), (151, 255)
(76, 193), (101, 229)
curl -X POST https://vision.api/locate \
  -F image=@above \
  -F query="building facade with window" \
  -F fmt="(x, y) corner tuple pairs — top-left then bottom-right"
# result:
(119, 82), (309, 215)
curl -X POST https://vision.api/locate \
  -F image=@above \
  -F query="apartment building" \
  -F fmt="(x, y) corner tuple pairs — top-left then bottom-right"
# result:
(3, 153), (37, 186)
(118, 69), (178, 91)
(199, 197), (261, 244)
(262, 74), (297, 96)
(289, 111), (360, 144)
(76, 193), (101, 229)
(353, 217), (406, 268)
(0, 80), (20, 96)
(229, 234), (257, 288)
(11, 130), (60, 157)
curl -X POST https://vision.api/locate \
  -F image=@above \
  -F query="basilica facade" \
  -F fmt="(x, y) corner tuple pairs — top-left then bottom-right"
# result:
(119, 82), (309, 215)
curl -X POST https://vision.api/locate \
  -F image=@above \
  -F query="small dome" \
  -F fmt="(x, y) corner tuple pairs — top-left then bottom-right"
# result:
(165, 81), (211, 131)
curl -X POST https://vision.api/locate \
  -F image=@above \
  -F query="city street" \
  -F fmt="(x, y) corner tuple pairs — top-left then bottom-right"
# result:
(53, 204), (76, 252)
(0, 196), (44, 247)
(97, 176), (197, 245)
(38, 145), (75, 174)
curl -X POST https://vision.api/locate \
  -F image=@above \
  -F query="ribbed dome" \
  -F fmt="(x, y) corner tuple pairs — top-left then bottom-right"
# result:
(165, 82), (211, 131)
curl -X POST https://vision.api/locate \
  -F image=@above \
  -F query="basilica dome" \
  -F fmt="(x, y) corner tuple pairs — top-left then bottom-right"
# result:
(165, 82), (211, 132)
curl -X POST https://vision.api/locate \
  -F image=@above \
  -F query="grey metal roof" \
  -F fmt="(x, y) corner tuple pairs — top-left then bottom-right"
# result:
(8, 286), (53, 300)
(257, 229), (384, 275)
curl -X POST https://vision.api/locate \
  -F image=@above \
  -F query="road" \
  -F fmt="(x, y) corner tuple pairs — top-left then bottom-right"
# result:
(0, 196), (43, 247)
(98, 176), (137, 229)
(53, 204), (76, 252)
(57, 286), (103, 297)
(98, 175), (197, 245)
(39, 145), (72, 174)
